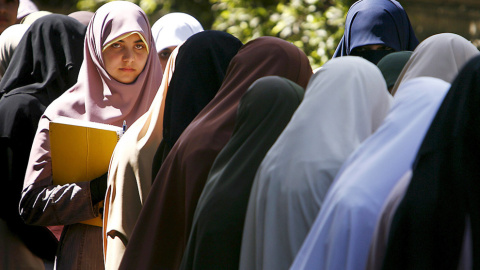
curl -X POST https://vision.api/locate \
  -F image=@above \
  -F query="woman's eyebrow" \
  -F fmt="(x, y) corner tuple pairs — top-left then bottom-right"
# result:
(134, 39), (144, 43)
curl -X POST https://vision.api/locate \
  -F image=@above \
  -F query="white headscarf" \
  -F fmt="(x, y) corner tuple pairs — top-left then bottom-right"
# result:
(17, 0), (38, 21)
(151, 12), (203, 53)
(289, 77), (450, 270)
(240, 56), (393, 270)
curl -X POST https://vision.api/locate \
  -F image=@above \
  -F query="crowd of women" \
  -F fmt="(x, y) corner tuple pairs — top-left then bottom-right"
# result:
(0, 0), (478, 269)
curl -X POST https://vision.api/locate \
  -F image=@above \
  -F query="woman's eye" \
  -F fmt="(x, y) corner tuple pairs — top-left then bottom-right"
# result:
(160, 52), (172, 59)
(135, 44), (145, 50)
(111, 43), (121, 48)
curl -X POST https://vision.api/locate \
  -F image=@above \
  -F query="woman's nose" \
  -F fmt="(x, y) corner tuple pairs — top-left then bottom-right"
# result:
(122, 48), (135, 62)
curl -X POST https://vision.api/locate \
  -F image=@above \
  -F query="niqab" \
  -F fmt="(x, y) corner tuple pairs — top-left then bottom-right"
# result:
(333, 0), (418, 58)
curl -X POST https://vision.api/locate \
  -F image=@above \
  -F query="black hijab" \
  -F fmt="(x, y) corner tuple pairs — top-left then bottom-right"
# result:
(180, 76), (305, 269)
(0, 14), (86, 260)
(153, 30), (243, 175)
(0, 14), (86, 100)
(382, 54), (480, 269)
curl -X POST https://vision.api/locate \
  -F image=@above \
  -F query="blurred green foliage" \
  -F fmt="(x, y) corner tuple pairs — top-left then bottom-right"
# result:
(39, 0), (356, 69)
(76, 0), (160, 15)
(210, 0), (352, 69)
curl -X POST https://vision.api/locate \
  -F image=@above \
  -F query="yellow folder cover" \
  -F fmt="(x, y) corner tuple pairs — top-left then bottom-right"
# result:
(49, 117), (123, 227)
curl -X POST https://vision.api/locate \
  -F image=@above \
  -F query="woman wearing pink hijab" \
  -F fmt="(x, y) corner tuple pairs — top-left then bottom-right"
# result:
(18, 1), (162, 268)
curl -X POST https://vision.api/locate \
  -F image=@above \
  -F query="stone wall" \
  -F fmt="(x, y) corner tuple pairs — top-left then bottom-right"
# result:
(400, 0), (480, 46)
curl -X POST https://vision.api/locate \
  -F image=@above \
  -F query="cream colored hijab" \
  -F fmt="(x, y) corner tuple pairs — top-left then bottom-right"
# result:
(103, 46), (178, 269)
(0, 24), (29, 78)
(390, 33), (479, 95)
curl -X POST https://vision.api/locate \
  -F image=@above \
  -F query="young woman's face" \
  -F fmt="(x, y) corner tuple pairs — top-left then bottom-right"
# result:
(102, 33), (149, 84)
(158, 45), (176, 73)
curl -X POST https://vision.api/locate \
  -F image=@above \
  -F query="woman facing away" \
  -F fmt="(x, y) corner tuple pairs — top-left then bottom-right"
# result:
(288, 76), (450, 270)
(380, 54), (480, 270)
(180, 75), (306, 269)
(240, 56), (393, 270)
(389, 33), (479, 96)
(18, 1), (163, 269)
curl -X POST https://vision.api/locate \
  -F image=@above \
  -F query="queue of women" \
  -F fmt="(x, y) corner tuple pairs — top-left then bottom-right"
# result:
(0, 0), (478, 269)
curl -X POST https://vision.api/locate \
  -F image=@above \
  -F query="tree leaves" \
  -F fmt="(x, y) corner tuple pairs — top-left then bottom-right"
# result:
(212, 0), (349, 68)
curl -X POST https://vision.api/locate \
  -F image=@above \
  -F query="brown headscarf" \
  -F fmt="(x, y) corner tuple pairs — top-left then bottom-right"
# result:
(119, 36), (313, 269)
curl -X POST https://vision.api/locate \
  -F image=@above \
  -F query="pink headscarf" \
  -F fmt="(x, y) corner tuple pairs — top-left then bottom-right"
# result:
(68, 11), (94, 26)
(43, 1), (163, 127)
(23, 1), (163, 191)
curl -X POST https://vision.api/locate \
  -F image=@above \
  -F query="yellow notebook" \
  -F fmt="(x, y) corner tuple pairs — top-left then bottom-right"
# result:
(49, 117), (123, 227)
